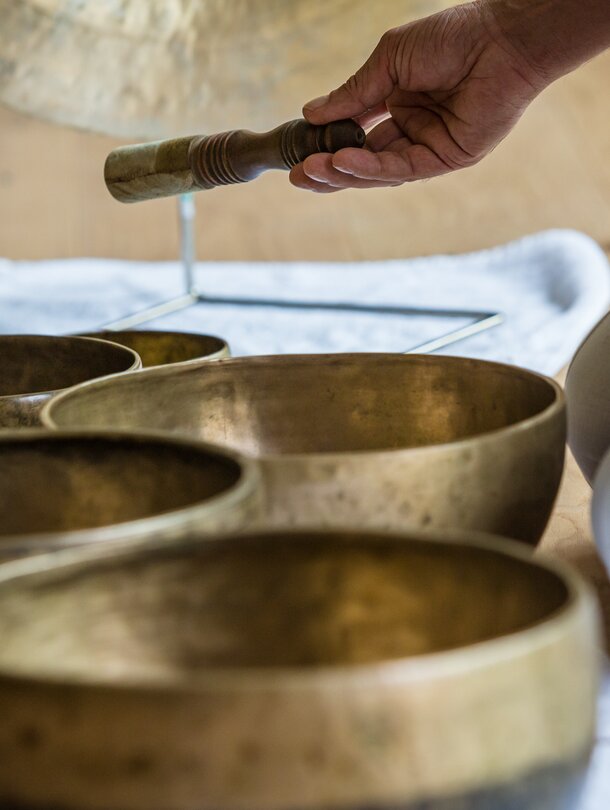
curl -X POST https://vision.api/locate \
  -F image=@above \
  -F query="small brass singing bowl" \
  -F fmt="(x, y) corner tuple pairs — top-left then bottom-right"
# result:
(0, 334), (141, 428)
(0, 529), (599, 810)
(76, 330), (230, 368)
(0, 430), (261, 561)
(43, 354), (565, 544)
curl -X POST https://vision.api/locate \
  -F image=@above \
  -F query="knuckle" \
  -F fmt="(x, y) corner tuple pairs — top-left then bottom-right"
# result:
(377, 28), (398, 64)
(342, 73), (366, 104)
(380, 27), (402, 49)
(448, 148), (482, 170)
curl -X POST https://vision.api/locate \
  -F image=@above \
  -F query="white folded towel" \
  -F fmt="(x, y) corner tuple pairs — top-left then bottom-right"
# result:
(1, 228), (608, 375)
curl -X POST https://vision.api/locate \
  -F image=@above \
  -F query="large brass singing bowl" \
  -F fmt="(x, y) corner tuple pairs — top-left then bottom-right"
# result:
(0, 334), (140, 428)
(0, 529), (599, 810)
(44, 354), (566, 543)
(0, 430), (261, 561)
(77, 330), (230, 368)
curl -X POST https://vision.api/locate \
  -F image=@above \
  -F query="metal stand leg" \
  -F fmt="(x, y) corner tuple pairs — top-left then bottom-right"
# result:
(103, 195), (503, 352)
(103, 194), (198, 331)
(179, 193), (198, 297)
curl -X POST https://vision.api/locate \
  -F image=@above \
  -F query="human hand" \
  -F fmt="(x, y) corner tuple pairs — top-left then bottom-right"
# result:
(290, 2), (547, 192)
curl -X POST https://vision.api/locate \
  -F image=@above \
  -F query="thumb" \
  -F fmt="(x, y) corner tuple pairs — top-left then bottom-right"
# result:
(303, 32), (396, 125)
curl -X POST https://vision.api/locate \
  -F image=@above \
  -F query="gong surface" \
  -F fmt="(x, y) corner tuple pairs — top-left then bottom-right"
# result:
(0, 1), (445, 138)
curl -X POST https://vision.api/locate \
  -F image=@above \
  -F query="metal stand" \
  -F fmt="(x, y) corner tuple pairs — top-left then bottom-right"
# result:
(103, 194), (503, 353)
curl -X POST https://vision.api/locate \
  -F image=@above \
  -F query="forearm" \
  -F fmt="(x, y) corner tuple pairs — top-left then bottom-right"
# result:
(483, 0), (610, 86)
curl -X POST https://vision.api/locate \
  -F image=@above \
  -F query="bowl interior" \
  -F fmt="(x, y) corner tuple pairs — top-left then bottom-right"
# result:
(47, 355), (558, 455)
(0, 336), (137, 397)
(0, 435), (241, 537)
(0, 533), (569, 681)
(78, 331), (227, 368)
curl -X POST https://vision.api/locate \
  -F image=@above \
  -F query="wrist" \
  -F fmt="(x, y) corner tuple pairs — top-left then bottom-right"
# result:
(481, 0), (610, 87)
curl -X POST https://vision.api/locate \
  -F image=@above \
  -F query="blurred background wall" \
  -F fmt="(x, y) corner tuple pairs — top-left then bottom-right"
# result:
(0, 51), (608, 262)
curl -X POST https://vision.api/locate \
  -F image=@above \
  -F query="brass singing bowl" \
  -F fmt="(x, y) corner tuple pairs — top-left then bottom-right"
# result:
(0, 529), (598, 810)
(0, 335), (141, 428)
(76, 330), (230, 368)
(566, 311), (610, 485)
(44, 354), (566, 544)
(0, 430), (261, 561)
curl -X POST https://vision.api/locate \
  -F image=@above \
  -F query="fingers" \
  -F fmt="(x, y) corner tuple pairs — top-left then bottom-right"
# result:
(354, 102), (391, 130)
(289, 158), (341, 193)
(303, 33), (395, 125)
(289, 164), (342, 194)
(290, 141), (454, 191)
(365, 117), (405, 152)
(333, 143), (452, 182)
(290, 153), (402, 192)
(330, 149), (410, 183)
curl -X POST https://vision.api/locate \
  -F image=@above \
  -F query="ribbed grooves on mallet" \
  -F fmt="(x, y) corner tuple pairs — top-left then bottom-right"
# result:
(190, 132), (245, 188)
(279, 120), (306, 168)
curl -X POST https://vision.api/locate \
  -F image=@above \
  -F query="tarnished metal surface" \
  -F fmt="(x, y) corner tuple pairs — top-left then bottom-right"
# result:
(44, 353), (566, 543)
(0, 529), (598, 809)
(566, 311), (610, 485)
(0, 335), (140, 428)
(0, 0), (444, 138)
(0, 430), (262, 561)
(77, 330), (230, 368)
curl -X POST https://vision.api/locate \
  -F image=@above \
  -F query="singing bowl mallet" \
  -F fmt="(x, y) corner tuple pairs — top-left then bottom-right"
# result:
(104, 118), (365, 203)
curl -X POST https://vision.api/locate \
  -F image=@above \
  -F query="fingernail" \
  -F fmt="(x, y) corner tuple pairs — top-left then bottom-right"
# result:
(305, 173), (330, 183)
(304, 94), (329, 111)
(332, 157), (354, 175)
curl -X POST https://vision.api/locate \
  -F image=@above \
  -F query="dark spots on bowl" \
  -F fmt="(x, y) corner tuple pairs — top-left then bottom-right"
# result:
(16, 726), (42, 750)
(238, 741), (262, 766)
(304, 745), (327, 768)
(125, 753), (156, 776)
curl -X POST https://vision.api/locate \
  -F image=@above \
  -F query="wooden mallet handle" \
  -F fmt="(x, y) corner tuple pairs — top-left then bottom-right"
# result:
(105, 118), (366, 203)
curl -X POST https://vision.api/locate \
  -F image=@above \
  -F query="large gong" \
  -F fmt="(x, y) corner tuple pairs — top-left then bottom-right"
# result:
(0, 0), (444, 138)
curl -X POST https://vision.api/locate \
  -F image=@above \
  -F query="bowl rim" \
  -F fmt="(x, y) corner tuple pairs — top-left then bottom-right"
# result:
(0, 334), (141, 401)
(0, 527), (596, 694)
(0, 428), (261, 557)
(41, 353), (566, 460)
(74, 329), (230, 365)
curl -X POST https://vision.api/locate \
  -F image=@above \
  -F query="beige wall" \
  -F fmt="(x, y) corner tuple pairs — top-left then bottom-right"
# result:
(1, 52), (609, 262)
